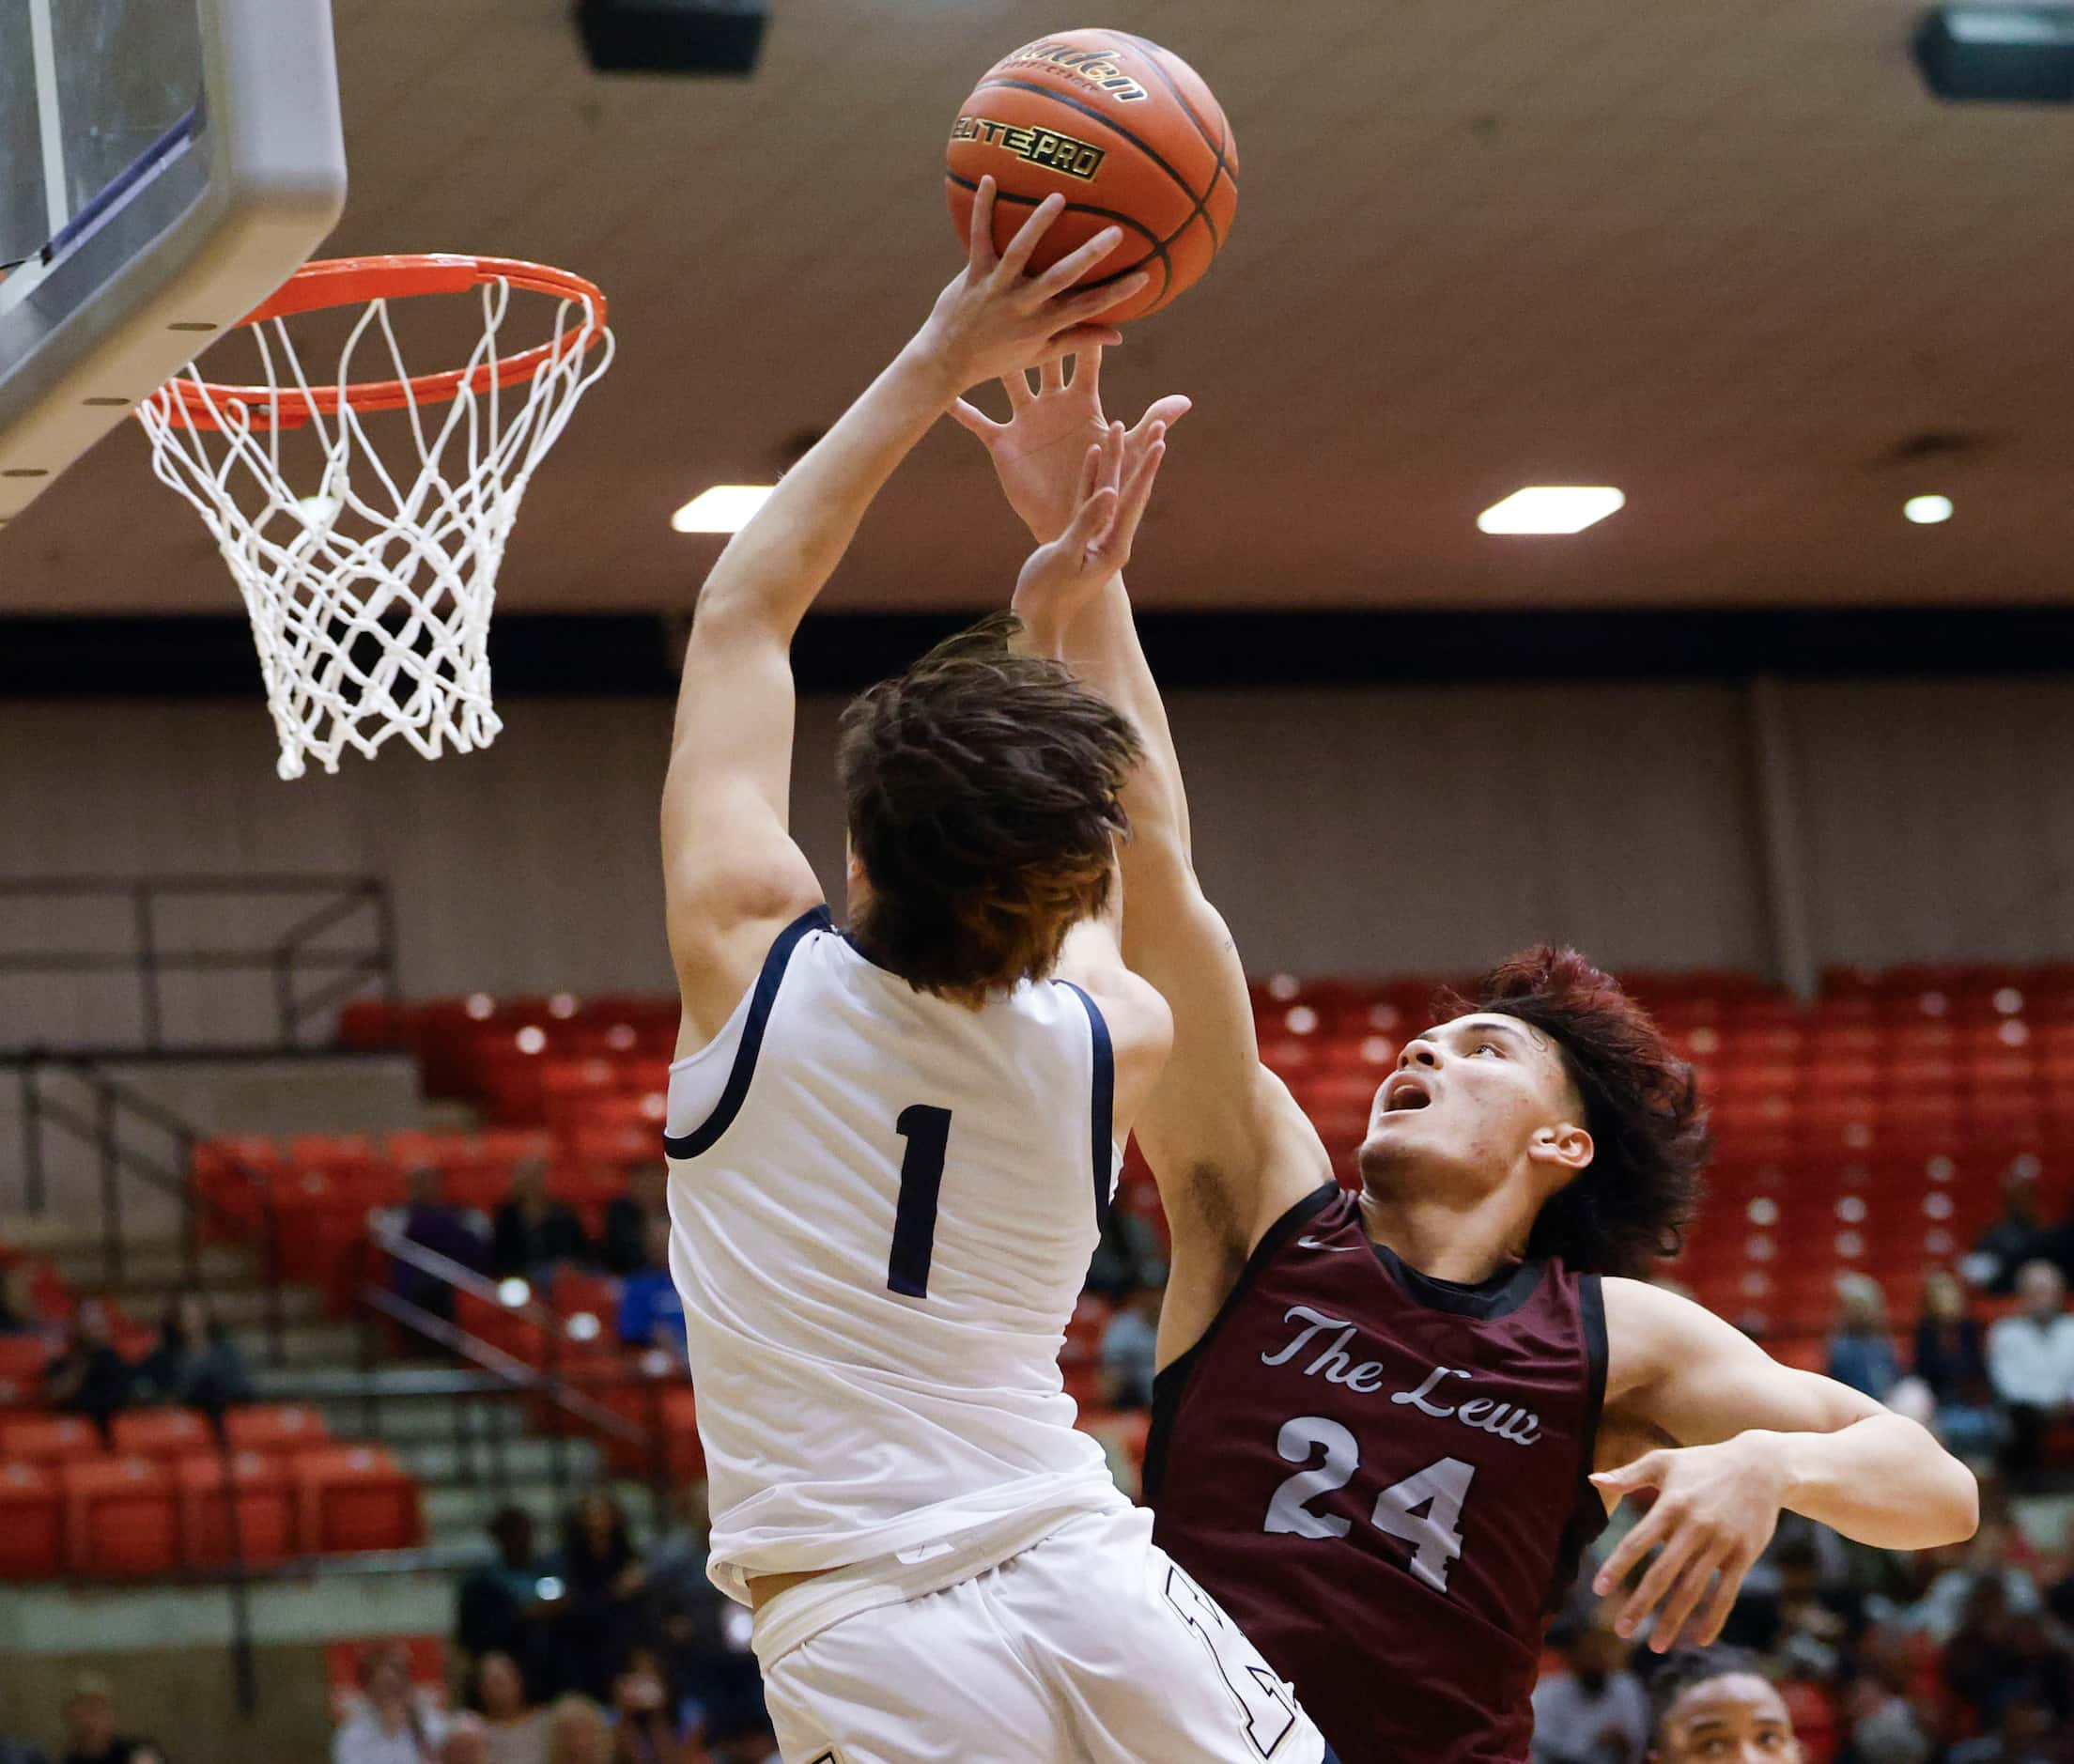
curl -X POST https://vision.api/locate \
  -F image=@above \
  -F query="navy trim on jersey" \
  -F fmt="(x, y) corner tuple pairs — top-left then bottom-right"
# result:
(1371, 1238), (1545, 1322)
(661, 905), (829, 1161)
(1142, 1182), (1339, 1504)
(1546, 1270), (1615, 1614)
(1055, 981), (1115, 1232)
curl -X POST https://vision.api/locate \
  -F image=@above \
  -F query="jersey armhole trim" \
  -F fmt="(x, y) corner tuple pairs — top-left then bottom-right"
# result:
(661, 905), (829, 1161)
(1141, 1181), (1339, 1503)
(1055, 980), (1115, 1232)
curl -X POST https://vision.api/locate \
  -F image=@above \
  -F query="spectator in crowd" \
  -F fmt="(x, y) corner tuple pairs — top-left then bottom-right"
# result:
(1911, 1268), (2003, 1460)
(1082, 1203), (1167, 1304)
(438, 1720), (487, 1764)
(1949, 1695), (2067, 1764)
(606, 1648), (700, 1764)
(1528, 1612), (1648, 1763)
(456, 1508), (561, 1694)
(1942, 1574), (2074, 1740)
(1841, 1624), (1938, 1764)
(1098, 1281), (1162, 1410)
(642, 1485), (766, 1746)
(616, 1216), (686, 1357)
(393, 1165), (488, 1325)
(133, 1291), (253, 1415)
(1645, 1648), (1801, 1763)
(490, 1158), (591, 1282)
(601, 1164), (668, 1279)
(1900, 1517), (2046, 1648)
(1825, 1273), (1900, 1402)
(43, 1300), (135, 1442)
(0, 1261), (45, 1336)
(56, 1676), (153, 1764)
(1986, 1260), (2074, 1476)
(561, 1492), (646, 1703)
(545, 1699), (611, 1764)
(1969, 1166), (2066, 1294)
(333, 1645), (441, 1764)
(470, 1652), (548, 1764)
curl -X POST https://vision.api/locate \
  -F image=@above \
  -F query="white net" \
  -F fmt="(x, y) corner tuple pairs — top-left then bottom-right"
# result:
(138, 274), (614, 780)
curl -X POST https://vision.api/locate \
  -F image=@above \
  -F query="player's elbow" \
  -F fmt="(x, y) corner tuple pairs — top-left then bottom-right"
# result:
(1935, 1449), (1982, 1545)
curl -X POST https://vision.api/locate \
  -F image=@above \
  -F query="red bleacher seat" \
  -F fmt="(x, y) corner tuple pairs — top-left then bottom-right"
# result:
(225, 1404), (330, 1455)
(0, 1335), (54, 1410)
(291, 1445), (422, 1554)
(113, 1407), (214, 1461)
(1, 1415), (103, 1465)
(0, 1461), (62, 1577)
(178, 1449), (296, 1567)
(63, 1456), (178, 1574)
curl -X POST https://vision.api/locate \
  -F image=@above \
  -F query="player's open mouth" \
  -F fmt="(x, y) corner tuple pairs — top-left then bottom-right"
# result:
(1381, 1075), (1433, 1113)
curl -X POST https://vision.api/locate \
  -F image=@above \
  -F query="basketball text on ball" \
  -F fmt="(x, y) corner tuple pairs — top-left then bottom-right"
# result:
(1001, 39), (1150, 102)
(951, 116), (1107, 182)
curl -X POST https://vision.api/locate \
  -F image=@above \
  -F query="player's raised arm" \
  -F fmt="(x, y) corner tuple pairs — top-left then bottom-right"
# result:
(962, 352), (1335, 1352)
(663, 187), (1146, 1043)
(1589, 1277), (1979, 1652)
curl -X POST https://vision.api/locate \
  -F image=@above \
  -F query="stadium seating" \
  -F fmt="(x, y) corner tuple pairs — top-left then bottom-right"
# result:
(0, 1460), (62, 1577)
(62, 1456), (179, 1575)
(177, 1448), (297, 1568)
(291, 1445), (423, 1555)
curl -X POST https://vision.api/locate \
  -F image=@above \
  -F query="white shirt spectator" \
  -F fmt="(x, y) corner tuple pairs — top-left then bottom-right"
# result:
(333, 1706), (443, 1764)
(1985, 1310), (2074, 1409)
(1528, 1668), (1650, 1764)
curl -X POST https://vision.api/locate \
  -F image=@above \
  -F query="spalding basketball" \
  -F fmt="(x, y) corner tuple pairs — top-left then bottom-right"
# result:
(946, 31), (1238, 323)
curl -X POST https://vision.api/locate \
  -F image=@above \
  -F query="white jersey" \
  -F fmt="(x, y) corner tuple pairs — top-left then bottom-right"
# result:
(663, 906), (1128, 1605)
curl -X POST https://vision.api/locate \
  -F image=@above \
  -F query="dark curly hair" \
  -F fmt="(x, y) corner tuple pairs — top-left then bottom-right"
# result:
(838, 613), (1141, 1007)
(1645, 1646), (1772, 1742)
(1436, 945), (1710, 1278)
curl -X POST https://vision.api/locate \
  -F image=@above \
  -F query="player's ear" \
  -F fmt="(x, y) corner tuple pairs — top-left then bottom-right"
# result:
(1530, 1122), (1593, 1178)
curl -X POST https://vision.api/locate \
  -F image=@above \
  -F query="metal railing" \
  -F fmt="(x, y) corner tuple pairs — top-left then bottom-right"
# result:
(0, 874), (398, 1052)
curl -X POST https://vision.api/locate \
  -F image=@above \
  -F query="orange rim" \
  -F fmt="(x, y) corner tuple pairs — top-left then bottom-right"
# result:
(150, 255), (610, 433)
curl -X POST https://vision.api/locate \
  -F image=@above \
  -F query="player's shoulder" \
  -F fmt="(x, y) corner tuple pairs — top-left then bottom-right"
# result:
(1601, 1275), (1756, 1400)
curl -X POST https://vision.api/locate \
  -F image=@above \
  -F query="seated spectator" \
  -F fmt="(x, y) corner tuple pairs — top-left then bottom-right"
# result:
(607, 1648), (701, 1764)
(457, 1508), (561, 1694)
(333, 1645), (441, 1764)
(1645, 1648), (1802, 1763)
(43, 1300), (136, 1442)
(616, 1216), (686, 1356)
(1943, 1575), (2074, 1740)
(1099, 1281), (1163, 1411)
(1986, 1260), (2074, 1476)
(1082, 1204), (1167, 1304)
(644, 1485), (766, 1746)
(601, 1164), (668, 1279)
(1528, 1613), (1648, 1763)
(471, 1652), (548, 1764)
(394, 1166), (488, 1324)
(1910, 1269), (2003, 1460)
(1825, 1274), (1899, 1401)
(546, 1698), (611, 1764)
(1968, 1166), (2066, 1294)
(134, 1291), (253, 1415)
(491, 1158), (591, 1281)
(56, 1675), (154, 1764)
(560, 1492), (646, 1703)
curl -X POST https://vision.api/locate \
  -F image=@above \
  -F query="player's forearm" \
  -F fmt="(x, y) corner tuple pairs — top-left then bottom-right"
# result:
(1059, 574), (1195, 864)
(696, 340), (958, 638)
(1768, 1413), (1977, 1549)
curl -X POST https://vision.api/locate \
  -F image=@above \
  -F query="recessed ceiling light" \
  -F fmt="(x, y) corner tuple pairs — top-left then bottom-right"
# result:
(672, 485), (775, 534)
(1477, 487), (1626, 535)
(1904, 495), (1955, 525)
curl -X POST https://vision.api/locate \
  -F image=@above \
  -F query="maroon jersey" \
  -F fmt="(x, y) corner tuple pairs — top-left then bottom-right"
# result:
(1144, 1184), (1608, 1764)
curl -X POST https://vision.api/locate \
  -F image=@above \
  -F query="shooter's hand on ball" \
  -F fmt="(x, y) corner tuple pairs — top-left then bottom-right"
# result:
(915, 178), (1149, 394)
(1012, 417), (1166, 658)
(952, 343), (1190, 543)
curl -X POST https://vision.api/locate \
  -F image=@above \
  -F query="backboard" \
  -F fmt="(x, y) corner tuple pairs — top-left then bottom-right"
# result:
(0, 0), (347, 528)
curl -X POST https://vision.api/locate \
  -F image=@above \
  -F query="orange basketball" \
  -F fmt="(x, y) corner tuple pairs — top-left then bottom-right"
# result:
(946, 31), (1238, 324)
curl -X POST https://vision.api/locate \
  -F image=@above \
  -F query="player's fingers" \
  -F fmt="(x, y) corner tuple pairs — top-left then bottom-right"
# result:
(1064, 485), (1120, 553)
(1593, 1504), (1670, 1599)
(1617, 1525), (1705, 1641)
(1054, 275), (1149, 332)
(1648, 1545), (1726, 1654)
(1072, 344), (1105, 399)
(1076, 441), (1105, 508)
(1102, 441), (1166, 562)
(1033, 325), (1125, 364)
(999, 371), (1035, 411)
(1029, 226), (1125, 302)
(949, 398), (1001, 439)
(1692, 1550), (1751, 1648)
(998, 193), (1069, 280)
(1040, 356), (1067, 395)
(1129, 395), (1194, 442)
(1591, 1451), (1669, 1503)
(966, 177), (999, 275)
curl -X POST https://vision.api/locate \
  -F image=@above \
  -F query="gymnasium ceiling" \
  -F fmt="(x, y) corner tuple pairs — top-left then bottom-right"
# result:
(5, 0), (2074, 614)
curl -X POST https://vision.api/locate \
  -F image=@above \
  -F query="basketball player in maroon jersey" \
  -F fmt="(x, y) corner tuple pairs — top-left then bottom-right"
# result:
(957, 359), (1977, 1763)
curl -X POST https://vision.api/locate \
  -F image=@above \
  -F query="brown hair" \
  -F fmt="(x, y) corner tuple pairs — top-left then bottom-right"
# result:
(1439, 946), (1710, 1277)
(838, 613), (1140, 1006)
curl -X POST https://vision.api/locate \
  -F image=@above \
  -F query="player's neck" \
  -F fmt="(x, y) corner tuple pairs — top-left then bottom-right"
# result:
(1355, 1184), (1533, 1285)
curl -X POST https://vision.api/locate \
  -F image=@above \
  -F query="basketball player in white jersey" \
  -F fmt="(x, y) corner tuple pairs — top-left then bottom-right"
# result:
(659, 180), (1336, 1764)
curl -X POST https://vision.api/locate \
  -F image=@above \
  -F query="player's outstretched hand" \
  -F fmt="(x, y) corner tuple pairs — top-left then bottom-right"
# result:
(952, 344), (1190, 544)
(1588, 1435), (1788, 1653)
(917, 178), (1152, 395)
(1011, 418), (1166, 656)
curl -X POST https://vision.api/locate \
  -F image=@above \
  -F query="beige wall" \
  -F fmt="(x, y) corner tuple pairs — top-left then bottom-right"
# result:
(1, 676), (2070, 1045)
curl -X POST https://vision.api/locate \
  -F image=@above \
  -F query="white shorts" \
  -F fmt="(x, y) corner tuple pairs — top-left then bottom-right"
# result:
(761, 1505), (1328, 1764)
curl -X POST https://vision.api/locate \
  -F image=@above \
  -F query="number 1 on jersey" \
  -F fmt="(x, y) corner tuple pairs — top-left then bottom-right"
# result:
(887, 1105), (952, 1298)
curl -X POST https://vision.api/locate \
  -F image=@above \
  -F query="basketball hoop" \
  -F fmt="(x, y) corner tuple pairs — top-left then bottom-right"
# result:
(137, 255), (614, 780)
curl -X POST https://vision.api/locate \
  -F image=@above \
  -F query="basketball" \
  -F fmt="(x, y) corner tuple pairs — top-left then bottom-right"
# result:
(945, 31), (1238, 323)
